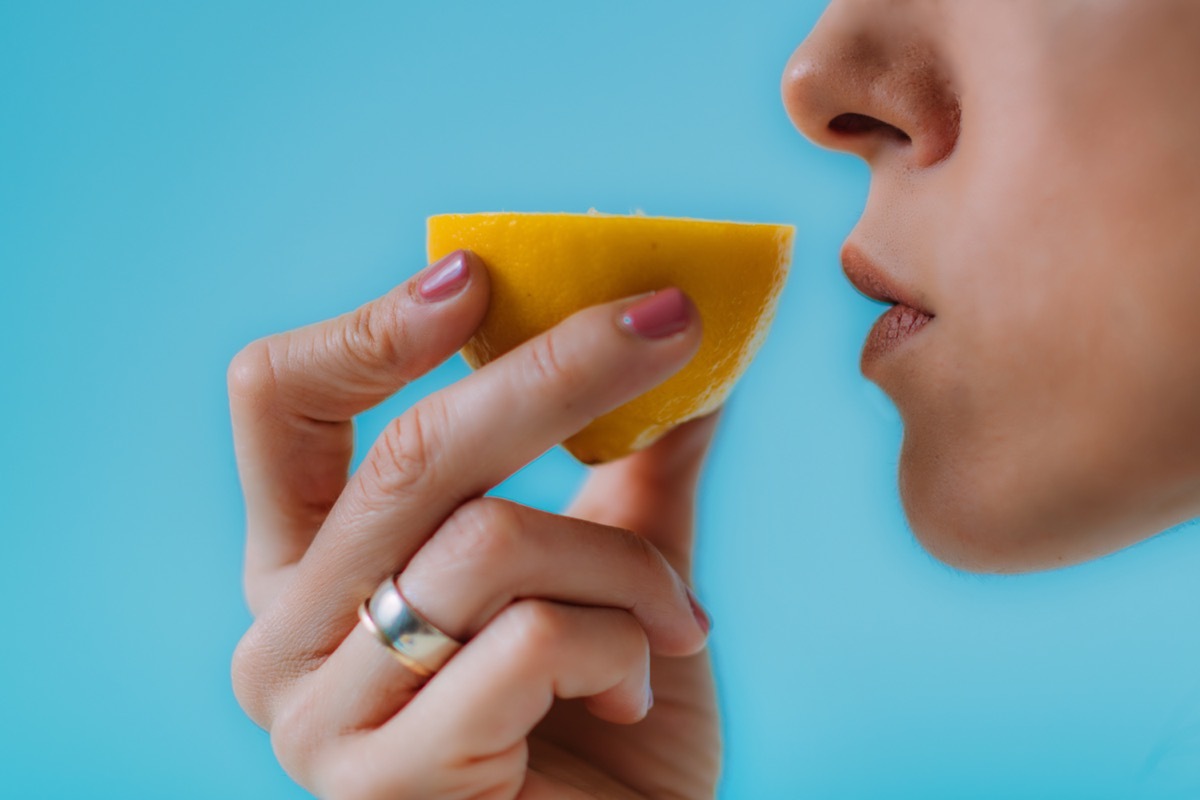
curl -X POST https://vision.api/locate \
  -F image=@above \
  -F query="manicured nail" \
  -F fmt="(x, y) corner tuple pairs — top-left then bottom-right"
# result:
(417, 250), (470, 302)
(686, 585), (711, 636)
(618, 288), (691, 339)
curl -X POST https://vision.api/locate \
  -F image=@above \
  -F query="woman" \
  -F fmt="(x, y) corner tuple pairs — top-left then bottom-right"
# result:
(227, 1), (1200, 797)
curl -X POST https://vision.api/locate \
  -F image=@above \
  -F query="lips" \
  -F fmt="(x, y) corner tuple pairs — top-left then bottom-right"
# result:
(841, 245), (934, 370)
(862, 302), (933, 362)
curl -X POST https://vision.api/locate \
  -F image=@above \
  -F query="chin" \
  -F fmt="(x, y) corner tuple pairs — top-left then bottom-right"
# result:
(899, 499), (1049, 575)
(894, 434), (1198, 575)
(883, 360), (1200, 574)
(896, 435), (1101, 575)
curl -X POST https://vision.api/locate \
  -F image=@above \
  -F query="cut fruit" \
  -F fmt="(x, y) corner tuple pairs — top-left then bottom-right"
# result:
(427, 211), (794, 463)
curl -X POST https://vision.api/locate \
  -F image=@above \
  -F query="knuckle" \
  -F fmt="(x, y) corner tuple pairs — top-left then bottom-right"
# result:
(230, 619), (323, 730)
(620, 532), (683, 603)
(620, 528), (671, 580)
(230, 623), (275, 727)
(613, 532), (689, 629)
(339, 298), (406, 378)
(362, 403), (442, 501)
(501, 600), (570, 653)
(526, 327), (584, 394)
(438, 498), (523, 571)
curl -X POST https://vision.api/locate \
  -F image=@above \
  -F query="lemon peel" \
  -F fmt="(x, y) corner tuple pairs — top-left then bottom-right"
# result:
(427, 211), (794, 463)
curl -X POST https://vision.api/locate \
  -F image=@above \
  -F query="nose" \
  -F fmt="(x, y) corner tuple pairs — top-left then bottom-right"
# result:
(781, 2), (960, 168)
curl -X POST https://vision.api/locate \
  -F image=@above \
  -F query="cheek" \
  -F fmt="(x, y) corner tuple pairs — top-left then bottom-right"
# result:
(894, 107), (1200, 571)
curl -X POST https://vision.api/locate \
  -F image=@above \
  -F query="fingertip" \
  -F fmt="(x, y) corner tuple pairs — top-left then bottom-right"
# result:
(686, 585), (713, 639)
(582, 687), (649, 726)
(646, 605), (710, 659)
(658, 580), (713, 657)
(457, 248), (489, 285)
(412, 249), (478, 304)
(394, 249), (491, 341)
(616, 287), (702, 343)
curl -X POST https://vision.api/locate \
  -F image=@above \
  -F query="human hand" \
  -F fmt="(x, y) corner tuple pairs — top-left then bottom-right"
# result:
(228, 250), (721, 799)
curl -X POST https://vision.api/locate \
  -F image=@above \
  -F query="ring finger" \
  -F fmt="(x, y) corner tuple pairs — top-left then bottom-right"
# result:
(276, 497), (708, 744)
(281, 601), (651, 798)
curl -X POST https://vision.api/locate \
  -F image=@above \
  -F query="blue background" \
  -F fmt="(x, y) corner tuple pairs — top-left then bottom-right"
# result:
(4, 2), (1199, 797)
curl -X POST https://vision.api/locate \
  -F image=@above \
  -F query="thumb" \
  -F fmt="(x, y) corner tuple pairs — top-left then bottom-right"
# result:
(566, 410), (722, 575)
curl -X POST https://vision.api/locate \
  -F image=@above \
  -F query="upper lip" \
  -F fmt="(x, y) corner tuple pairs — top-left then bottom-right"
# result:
(841, 244), (934, 317)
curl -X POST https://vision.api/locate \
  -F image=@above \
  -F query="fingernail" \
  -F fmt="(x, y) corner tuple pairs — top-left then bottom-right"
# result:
(686, 585), (711, 636)
(644, 673), (655, 714)
(417, 250), (470, 302)
(618, 288), (691, 339)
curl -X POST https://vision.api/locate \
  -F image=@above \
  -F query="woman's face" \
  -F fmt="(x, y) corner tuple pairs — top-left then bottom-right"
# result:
(783, 0), (1200, 572)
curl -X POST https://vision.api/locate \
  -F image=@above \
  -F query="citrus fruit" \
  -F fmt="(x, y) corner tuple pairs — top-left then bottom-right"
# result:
(427, 211), (794, 463)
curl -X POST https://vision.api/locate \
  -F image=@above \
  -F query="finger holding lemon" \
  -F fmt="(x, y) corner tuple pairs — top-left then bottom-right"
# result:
(228, 212), (792, 798)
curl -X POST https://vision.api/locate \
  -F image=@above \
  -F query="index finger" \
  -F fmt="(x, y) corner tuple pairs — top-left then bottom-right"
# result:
(228, 250), (489, 608)
(318, 286), (703, 570)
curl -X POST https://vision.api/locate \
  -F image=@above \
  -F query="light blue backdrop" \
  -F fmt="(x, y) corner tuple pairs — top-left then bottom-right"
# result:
(3, 2), (1199, 798)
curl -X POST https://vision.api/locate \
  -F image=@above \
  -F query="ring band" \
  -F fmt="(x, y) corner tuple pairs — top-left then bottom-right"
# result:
(358, 575), (462, 678)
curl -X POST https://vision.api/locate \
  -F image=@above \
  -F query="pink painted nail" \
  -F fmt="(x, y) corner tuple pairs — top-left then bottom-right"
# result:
(686, 585), (711, 636)
(618, 288), (691, 339)
(417, 250), (470, 302)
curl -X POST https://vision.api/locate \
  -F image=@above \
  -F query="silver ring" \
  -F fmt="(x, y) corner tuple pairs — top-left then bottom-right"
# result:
(358, 575), (462, 678)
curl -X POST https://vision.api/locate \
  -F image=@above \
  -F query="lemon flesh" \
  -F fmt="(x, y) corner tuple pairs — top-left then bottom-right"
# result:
(427, 211), (794, 464)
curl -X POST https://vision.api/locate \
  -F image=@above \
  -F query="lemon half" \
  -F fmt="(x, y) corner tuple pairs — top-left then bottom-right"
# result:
(427, 211), (794, 463)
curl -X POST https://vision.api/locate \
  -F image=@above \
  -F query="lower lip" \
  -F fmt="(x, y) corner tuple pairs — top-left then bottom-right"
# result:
(861, 304), (934, 370)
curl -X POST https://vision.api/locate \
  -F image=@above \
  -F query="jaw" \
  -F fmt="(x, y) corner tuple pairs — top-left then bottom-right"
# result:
(896, 418), (1200, 574)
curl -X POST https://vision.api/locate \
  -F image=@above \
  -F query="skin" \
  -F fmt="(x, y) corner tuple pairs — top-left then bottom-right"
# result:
(229, 1), (1200, 797)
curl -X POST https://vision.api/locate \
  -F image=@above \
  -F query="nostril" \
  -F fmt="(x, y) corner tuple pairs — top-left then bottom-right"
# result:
(829, 112), (912, 144)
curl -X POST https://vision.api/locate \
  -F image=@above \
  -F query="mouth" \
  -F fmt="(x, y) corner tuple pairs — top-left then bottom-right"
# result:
(841, 244), (935, 370)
